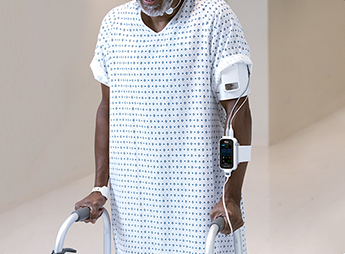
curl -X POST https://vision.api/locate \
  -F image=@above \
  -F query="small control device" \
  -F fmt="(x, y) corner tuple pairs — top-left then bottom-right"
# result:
(219, 136), (251, 176)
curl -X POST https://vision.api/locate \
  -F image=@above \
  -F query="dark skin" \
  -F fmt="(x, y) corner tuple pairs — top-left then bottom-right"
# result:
(76, 0), (252, 234)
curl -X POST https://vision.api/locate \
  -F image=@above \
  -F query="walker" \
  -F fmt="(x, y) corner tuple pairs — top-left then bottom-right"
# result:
(51, 207), (243, 254)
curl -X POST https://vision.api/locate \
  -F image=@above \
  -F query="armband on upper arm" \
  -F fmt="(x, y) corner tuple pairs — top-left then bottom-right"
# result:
(217, 63), (250, 101)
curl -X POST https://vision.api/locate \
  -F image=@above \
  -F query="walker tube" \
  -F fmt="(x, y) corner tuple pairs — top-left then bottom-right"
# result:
(205, 217), (225, 254)
(54, 213), (80, 253)
(53, 207), (111, 254)
(233, 229), (243, 254)
(101, 209), (111, 254)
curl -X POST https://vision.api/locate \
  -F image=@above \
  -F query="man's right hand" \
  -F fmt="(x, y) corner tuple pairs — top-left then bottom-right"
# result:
(75, 192), (107, 224)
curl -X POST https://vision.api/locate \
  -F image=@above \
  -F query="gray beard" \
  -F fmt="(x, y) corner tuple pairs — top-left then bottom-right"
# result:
(137, 0), (174, 17)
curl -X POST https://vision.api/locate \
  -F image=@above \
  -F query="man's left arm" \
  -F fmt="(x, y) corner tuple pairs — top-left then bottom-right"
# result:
(210, 96), (252, 234)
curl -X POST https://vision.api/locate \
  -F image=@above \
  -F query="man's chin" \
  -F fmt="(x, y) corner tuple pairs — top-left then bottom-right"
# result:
(137, 0), (173, 17)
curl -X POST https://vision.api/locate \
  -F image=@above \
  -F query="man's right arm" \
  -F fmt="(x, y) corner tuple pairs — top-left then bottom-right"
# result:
(75, 84), (110, 223)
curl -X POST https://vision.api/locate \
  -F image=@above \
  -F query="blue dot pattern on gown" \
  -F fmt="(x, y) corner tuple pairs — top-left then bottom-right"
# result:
(90, 0), (251, 253)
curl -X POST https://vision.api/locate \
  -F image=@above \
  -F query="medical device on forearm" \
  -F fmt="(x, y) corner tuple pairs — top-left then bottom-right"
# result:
(219, 136), (251, 176)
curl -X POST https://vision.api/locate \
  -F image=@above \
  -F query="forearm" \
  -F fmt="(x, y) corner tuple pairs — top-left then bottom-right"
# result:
(94, 86), (110, 187)
(221, 97), (252, 203)
(74, 84), (109, 222)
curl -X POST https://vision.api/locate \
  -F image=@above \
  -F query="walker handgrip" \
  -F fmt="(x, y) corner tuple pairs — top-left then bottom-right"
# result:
(210, 216), (225, 233)
(205, 217), (226, 254)
(72, 207), (90, 222)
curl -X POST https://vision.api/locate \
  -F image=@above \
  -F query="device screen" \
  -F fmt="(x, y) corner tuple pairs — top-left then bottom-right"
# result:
(220, 139), (234, 169)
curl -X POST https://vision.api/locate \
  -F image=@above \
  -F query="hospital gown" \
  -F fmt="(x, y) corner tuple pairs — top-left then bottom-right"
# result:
(90, 0), (251, 252)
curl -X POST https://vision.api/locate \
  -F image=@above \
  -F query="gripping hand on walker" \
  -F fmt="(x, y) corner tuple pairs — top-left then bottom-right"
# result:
(210, 195), (244, 235)
(75, 192), (106, 224)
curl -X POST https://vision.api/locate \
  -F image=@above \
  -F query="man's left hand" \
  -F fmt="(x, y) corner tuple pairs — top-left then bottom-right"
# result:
(210, 198), (244, 235)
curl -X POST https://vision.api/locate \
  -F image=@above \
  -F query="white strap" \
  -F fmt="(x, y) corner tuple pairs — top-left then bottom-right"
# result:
(92, 186), (109, 199)
(238, 145), (251, 163)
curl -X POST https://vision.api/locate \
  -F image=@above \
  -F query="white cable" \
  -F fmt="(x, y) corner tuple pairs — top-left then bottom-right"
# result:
(165, 0), (183, 15)
(228, 96), (248, 136)
(222, 175), (233, 235)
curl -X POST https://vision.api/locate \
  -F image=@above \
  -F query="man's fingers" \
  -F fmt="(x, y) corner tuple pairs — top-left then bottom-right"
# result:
(220, 215), (244, 235)
(89, 207), (104, 224)
(75, 192), (107, 223)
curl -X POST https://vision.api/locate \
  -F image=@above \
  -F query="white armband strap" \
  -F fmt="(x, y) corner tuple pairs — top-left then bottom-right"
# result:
(214, 55), (253, 101)
(92, 186), (109, 199)
(218, 63), (250, 101)
(238, 145), (251, 163)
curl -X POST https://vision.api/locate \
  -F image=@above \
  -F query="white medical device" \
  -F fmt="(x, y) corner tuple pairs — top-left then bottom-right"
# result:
(219, 136), (251, 177)
(218, 63), (250, 101)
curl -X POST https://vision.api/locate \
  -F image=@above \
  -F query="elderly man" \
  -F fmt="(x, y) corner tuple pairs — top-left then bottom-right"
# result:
(75, 0), (252, 253)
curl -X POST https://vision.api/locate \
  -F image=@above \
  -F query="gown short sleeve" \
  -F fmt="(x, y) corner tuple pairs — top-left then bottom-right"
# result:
(90, 16), (110, 86)
(210, 7), (253, 101)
